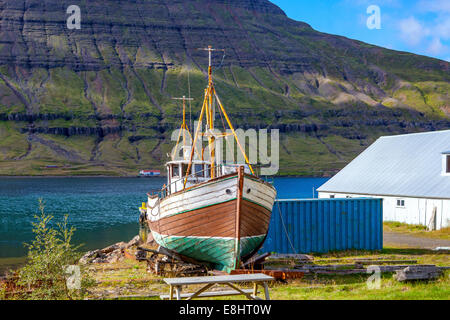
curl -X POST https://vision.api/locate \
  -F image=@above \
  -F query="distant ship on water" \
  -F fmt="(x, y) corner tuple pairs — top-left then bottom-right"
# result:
(139, 170), (161, 177)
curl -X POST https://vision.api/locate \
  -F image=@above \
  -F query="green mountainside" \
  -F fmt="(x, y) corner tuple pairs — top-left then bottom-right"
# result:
(0, 0), (449, 176)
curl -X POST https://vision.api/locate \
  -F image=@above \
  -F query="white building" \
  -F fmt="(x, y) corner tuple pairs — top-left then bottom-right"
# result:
(317, 130), (450, 230)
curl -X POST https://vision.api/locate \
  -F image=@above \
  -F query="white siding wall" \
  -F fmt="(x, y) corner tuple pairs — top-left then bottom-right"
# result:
(318, 192), (450, 230)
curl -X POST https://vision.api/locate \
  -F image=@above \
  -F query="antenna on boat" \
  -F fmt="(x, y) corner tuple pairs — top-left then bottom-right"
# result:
(171, 96), (194, 160)
(197, 46), (225, 86)
(183, 46), (255, 188)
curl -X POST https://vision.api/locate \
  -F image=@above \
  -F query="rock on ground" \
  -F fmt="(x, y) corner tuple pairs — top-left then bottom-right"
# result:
(79, 235), (142, 265)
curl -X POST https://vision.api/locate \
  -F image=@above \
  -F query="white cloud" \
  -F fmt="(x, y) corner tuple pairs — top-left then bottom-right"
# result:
(428, 37), (445, 54)
(418, 0), (450, 14)
(398, 17), (429, 45)
(434, 17), (450, 40)
(397, 15), (449, 58)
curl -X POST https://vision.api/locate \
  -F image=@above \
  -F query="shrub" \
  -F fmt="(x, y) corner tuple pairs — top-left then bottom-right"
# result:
(13, 199), (93, 300)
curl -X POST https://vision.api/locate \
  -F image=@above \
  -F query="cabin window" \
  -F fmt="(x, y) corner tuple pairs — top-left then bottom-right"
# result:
(194, 164), (204, 177)
(182, 164), (190, 177)
(205, 164), (212, 178)
(397, 199), (405, 208)
(172, 165), (180, 178)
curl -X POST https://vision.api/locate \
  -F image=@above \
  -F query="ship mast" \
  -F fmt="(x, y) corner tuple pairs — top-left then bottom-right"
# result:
(203, 46), (218, 178)
(171, 96), (194, 160)
(184, 45), (255, 188)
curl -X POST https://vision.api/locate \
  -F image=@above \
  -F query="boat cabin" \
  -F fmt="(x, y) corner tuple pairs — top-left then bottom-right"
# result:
(166, 160), (251, 195)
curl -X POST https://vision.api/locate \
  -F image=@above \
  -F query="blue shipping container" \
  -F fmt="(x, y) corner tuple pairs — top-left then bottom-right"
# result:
(260, 198), (383, 254)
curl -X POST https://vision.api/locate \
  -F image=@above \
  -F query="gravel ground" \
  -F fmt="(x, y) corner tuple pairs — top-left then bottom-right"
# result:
(384, 232), (450, 249)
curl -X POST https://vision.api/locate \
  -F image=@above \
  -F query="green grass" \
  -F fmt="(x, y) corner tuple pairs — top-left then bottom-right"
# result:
(384, 222), (450, 241)
(0, 121), (29, 160)
(82, 246), (449, 300)
(268, 273), (449, 300)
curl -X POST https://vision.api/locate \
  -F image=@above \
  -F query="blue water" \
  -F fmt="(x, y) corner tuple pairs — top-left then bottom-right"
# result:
(0, 177), (328, 258)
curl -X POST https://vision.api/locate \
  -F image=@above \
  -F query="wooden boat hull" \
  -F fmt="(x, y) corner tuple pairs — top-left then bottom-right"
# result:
(146, 170), (276, 272)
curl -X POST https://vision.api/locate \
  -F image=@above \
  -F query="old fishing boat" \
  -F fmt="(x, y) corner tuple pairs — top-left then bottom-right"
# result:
(139, 46), (277, 272)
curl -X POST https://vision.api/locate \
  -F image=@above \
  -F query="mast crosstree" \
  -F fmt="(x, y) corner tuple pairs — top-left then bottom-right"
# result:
(171, 96), (194, 160)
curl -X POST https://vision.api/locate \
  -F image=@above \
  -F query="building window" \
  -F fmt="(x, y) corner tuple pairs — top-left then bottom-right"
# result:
(396, 199), (405, 208)
(447, 155), (450, 173)
(330, 195), (335, 199)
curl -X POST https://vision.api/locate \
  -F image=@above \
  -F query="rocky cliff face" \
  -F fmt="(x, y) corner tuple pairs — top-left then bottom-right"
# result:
(0, 0), (449, 176)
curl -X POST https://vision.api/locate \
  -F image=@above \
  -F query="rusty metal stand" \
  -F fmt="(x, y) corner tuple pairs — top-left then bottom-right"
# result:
(137, 246), (211, 277)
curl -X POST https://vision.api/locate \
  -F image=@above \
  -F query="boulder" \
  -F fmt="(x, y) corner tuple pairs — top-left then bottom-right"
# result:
(79, 250), (101, 265)
(100, 242), (127, 255)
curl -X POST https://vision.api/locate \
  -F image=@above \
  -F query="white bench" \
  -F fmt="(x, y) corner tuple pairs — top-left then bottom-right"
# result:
(162, 274), (274, 300)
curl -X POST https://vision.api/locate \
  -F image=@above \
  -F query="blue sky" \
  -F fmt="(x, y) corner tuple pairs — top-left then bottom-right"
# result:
(271, 0), (450, 62)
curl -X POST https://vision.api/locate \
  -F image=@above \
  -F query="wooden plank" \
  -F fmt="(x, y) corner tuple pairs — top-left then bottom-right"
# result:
(268, 254), (314, 260)
(164, 274), (274, 286)
(231, 269), (304, 280)
(395, 265), (443, 282)
(225, 282), (256, 300)
(160, 289), (257, 300)
(263, 282), (270, 300)
(243, 253), (271, 268)
(295, 264), (362, 270)
(187, 283), (215, 300)
(175, 286), (181, 300)
(355, 260), (418, 265)
(293, 264), (440, 275)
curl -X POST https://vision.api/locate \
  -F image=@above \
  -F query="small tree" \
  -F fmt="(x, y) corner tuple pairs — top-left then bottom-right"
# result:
(16, 199), (91, 300)
(0, 281), (5, 300)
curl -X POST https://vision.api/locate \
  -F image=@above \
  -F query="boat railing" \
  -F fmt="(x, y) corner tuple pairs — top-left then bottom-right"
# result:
(149, 164), (231, 199)
(148, 164), (273, 200)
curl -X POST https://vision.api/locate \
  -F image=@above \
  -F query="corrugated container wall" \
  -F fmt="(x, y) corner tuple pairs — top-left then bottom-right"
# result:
(260, 198), (383, 254)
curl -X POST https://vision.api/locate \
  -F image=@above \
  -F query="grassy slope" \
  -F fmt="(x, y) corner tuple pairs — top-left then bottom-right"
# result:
(0, 63), (448, 176)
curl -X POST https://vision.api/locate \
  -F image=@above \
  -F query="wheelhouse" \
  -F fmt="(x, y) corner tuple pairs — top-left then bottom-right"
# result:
(166, 160), (251, 195)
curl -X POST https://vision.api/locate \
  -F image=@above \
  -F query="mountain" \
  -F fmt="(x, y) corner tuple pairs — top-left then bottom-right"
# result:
(0, 0), (449, 176)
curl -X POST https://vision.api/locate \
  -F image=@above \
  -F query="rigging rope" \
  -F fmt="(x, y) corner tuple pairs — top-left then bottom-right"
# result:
(217, 52), (226, 69)
(277, 201), (298, 254)
(187, 66), (193, 134)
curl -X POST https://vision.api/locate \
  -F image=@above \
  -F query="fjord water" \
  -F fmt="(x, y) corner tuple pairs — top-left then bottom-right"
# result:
(0, 177), (328, 260)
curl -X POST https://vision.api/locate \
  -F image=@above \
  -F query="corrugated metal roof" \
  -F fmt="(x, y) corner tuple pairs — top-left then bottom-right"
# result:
(318, 130), (450, 199)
